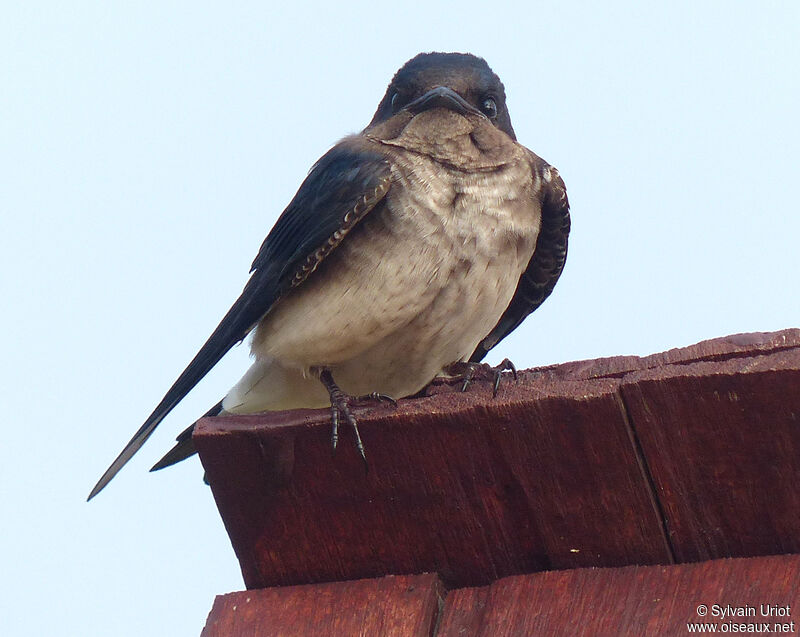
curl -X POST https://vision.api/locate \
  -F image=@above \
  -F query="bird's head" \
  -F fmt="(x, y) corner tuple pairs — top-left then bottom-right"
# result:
(366, 52), (516, 141)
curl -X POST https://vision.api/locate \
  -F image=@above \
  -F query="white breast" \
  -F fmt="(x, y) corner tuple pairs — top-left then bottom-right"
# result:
(226, 152), (540, 412)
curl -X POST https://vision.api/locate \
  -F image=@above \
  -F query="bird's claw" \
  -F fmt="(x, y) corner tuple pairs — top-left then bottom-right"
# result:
(491, 358), (517, 397)
(318, 369), (397, 472)
(355, 391), (398, 407)
(444, 358), (518, 396)
(329, 398), (364, 464)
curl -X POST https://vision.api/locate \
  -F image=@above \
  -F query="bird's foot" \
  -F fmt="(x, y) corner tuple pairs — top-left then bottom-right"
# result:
(443, 358), (518, 397)
(353, 391), (398, 407)
(317, 369), (396, 470)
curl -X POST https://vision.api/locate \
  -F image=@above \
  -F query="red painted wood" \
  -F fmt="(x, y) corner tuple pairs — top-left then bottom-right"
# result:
(537, 328), (800, 382)
(201, 555), (800, 636)
(193, 329), (800, 594)
(438, 554), (800, 636)
(201, 573), (443, 637)
(622, 348), (800, 562)
(194, 375), (670, 589)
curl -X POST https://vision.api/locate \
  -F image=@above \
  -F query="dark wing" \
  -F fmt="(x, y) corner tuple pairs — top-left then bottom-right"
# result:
(88, 142), (391, 499)
(469, 162), (570, 362)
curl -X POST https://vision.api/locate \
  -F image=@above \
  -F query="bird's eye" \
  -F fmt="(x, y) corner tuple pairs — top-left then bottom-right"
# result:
(481, 97), (498, 119)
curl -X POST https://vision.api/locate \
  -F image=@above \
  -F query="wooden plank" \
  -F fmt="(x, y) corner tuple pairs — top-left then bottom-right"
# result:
(622, 348), (800, 562)
(194, 374), (670, 590)
(195, 329), (800, 594)
(201, 573), (443, 637)
(438, 554), (800, 636)
(539, 328), (800, 382)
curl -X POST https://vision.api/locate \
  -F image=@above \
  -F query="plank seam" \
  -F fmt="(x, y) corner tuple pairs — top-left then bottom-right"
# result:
(615, 385), (678, 564)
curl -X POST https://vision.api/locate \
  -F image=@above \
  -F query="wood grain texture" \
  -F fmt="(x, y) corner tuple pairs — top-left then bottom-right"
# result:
(201, 573), (443, 637)
(532, 328), (800, 382)
(438, 554), (800, 636)
(193, 329), (800, 592)
(202, 555), (800, 636)
(194, 376), (669, 589)
(621, 348), (800, 562)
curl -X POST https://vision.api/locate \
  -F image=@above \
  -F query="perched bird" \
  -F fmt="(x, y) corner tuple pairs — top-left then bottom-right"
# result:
(88, 52), (570, 500)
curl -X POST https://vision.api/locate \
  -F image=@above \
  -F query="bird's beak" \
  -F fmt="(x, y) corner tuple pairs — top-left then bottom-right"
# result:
(404, 86), (485, 118)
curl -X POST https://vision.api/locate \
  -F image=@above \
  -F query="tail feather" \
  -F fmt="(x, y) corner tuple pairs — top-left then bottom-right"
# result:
(86, 283), (269, 501)
(150, 401), (223, 472)
(87, 411), (168, 501)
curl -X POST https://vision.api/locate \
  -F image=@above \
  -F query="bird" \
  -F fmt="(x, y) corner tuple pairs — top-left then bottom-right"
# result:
(88, 52), (570, 500)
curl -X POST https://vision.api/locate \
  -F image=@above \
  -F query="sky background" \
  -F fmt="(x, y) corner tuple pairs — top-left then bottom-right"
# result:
(2, 2), (798, 635)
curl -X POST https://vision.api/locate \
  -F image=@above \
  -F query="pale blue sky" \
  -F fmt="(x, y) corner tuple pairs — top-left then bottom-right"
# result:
(2, 2), (798, 636)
